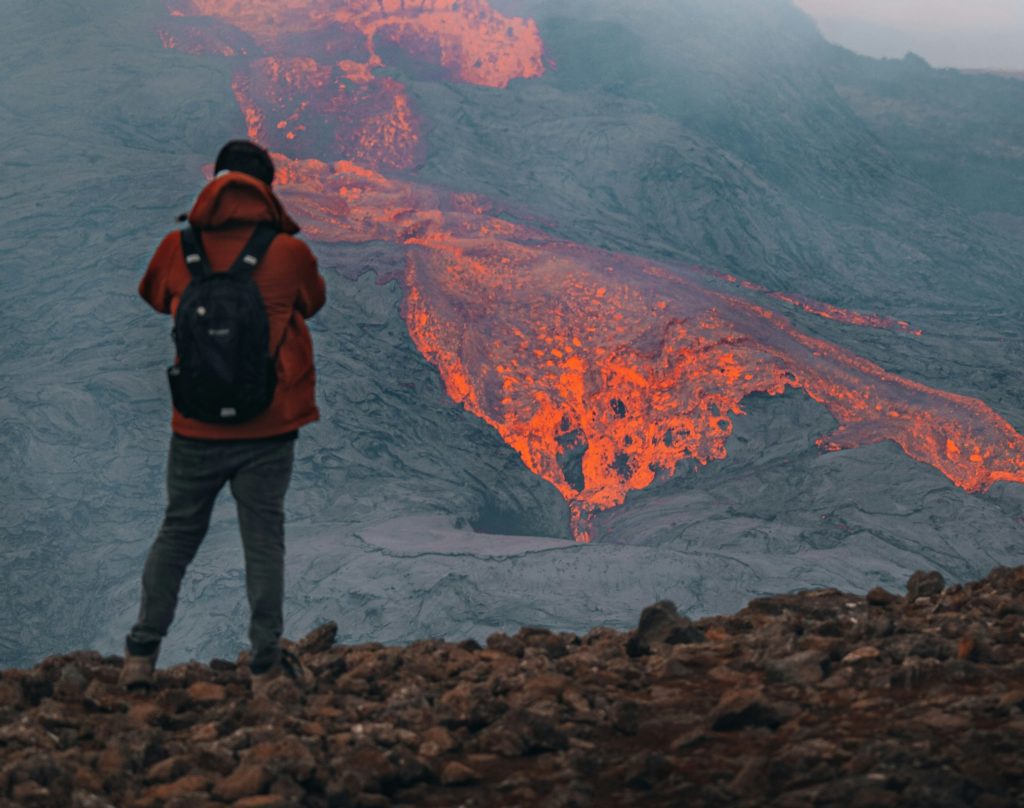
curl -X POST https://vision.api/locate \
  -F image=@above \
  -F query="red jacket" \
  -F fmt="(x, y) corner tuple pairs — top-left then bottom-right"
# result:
(140, 172), (326, 439)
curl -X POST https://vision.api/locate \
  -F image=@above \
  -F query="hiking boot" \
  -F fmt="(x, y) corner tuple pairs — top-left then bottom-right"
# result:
(251, 648), (311, 698)
(119, 651), (157, 690)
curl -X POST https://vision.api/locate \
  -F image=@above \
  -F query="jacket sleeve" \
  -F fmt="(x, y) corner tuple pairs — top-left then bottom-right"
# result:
(293, 240), (327, 319)
(138, 233), (179, 314)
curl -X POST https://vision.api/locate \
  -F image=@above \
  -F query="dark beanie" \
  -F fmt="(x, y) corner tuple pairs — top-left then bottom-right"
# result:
(214, 140), (275, 185)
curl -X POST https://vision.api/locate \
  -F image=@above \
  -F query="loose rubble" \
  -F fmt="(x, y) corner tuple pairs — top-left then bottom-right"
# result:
(1, 566), (1022, 806)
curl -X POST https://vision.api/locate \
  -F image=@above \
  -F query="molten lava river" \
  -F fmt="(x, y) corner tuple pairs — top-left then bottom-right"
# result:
(163, 0), (1024, 540)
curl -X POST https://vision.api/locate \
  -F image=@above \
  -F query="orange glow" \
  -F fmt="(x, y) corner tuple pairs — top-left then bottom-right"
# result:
(231, 58), (423, 169)
(767, 291), (923, 335)
(265, 158), (1024, 539)
(163, 2), (1024, 541)
(709, 270), (923, 335)
(167, 0), (543, 168)
(173, 0), (544, 88)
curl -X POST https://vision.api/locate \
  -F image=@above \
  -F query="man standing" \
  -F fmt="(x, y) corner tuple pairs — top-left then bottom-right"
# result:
(121, 141), (326, 693)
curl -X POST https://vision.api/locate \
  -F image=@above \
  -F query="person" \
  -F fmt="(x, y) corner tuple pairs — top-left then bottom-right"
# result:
(120, 140), (326, 693)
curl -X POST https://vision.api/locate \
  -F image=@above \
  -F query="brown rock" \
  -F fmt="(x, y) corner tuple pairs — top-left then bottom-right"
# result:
(351, 795), (391, 808)
(866, 586), (898, 606)
(707, 664), (750, 685)
(516, 626), (569, 659)
(670, 728), (706, 751)
(335, 673), (371, 697)
(766, 651), (827, 685)
(561, 687), (592, 716)
(73, 764), (104, 793)
(917, 710), (971, 731)
(957, 635), (977, 660)
(710, 689), (796, 731)
(523, 672), (569, 697)
(145, 755), (190, 784)
(297, 720), (326, 738)
(127, 702), (162, 728)
(212, 761), (272, 798)
(417, 725), (458, 758)
(351, 721), (398, 747)
(619, 751), (673, 790)
(393, 728), (420, 748)
(474, 724), (526, 757)
(611, 700), (640, 735)
(842, 646), (882, 664)
(53, 665), (88, 701)
(388, 748), (430, 790)
(233, 796), (288, 808)
(96, 746), (126, 779)
(196, 744), (236, 776)
(143, 773), (211, 801)
(35, 697), (80, 730)
(0, 677), (24, 709)
(12, 781), (51, 802)
(439, 761), (480, 786)
(478, 648), (516, 664)
(485, 632), (525, 658)
(187, 681), (227, 705)
(297, 622), (338, 654)
(3, 565), (1024, 808)
(627, 601), (706, 657)
(190, 722), (221, 742)
(438, 682), (506, 730)
(243, 737), (315, 783)
(326, 771), (363, 805)
(906, 570), (945, 600)
(865, 613), (895, 639)
(330, 745), (398, 795)
(310, 704), (346, 723)
(423, 725), (458, 752)
(82, 679), (120, 713)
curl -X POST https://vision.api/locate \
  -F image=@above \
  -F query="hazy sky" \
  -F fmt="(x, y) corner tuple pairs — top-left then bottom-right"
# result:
(794, 0), (1024, 70)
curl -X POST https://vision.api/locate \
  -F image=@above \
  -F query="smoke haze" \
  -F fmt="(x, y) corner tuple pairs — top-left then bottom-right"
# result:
(795, 0), (1024, 70)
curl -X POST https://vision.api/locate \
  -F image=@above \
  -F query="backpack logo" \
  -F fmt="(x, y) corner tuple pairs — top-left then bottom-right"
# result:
(167, 224), (281, 424)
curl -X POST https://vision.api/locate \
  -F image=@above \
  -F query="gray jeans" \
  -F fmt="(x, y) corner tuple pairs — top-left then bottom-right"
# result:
(127, 433), (295, 672)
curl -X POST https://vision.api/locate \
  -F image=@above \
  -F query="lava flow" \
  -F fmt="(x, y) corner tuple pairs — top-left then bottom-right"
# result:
(162, 1), (1024, 541)
(166, 0), (544, 169)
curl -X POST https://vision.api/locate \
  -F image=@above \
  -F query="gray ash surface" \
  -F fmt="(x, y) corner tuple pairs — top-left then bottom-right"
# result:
(1, 0), (1022, 670)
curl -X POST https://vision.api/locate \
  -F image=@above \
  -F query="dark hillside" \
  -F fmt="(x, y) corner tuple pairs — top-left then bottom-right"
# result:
(829, 52), (1024, 223)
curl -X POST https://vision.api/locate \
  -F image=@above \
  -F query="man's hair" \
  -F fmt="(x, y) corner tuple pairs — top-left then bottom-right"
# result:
(214, 140), (275, 186)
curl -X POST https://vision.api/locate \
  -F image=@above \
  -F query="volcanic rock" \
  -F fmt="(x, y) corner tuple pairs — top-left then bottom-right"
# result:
(906, 570), (946, 600)
(866, 586), (899, 607)
(626, 600), (706, 657)
(1, 566), (1022, 806)
(439, 760), (480, 786)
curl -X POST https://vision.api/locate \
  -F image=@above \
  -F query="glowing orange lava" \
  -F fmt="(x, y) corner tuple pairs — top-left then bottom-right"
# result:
(165, 0), (543, 166)
(163, 2), (1024, 541)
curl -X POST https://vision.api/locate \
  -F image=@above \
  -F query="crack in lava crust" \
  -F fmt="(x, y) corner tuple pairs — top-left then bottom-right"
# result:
(163, 2), (1024, 541)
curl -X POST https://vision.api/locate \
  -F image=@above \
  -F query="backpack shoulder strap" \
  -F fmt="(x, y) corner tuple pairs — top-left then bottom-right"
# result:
(179, 224), (212, 279)
(227, 224), (279, 278)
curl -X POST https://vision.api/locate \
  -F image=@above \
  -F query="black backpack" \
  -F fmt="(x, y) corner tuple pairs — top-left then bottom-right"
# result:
(167, 223), (281, 424)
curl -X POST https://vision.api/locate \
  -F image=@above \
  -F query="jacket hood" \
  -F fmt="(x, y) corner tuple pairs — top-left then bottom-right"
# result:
(187, 172), (301, 234)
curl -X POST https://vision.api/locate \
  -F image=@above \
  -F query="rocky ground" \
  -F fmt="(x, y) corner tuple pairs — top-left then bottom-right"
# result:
(1, 566), (1022, 807)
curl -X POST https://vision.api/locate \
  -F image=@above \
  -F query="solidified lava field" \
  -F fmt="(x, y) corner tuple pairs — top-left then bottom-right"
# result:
(1, 0), (1023, 668)
(161, 0), (1024, 540)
